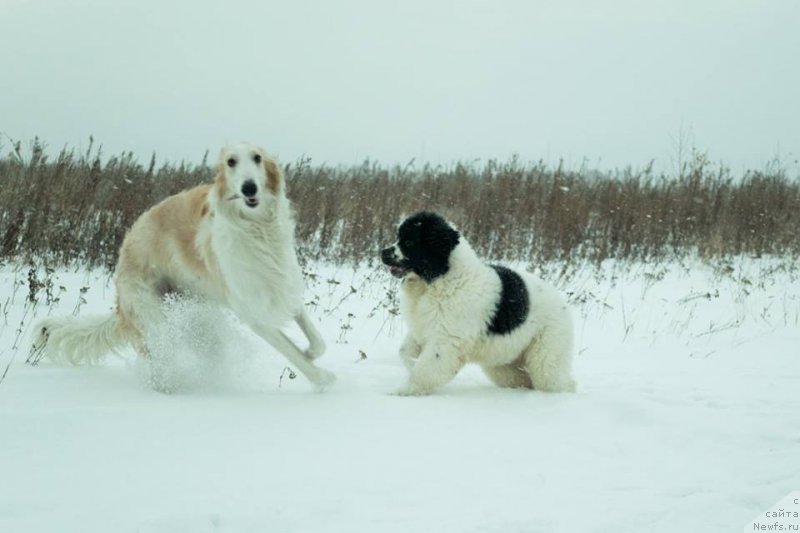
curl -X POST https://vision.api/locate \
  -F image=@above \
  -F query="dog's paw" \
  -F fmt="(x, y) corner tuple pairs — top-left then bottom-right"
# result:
(392, 384), (431, 397)
(312, 368), (336, 392)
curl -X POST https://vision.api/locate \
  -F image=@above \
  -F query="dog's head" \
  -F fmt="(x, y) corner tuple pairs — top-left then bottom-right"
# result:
(214, 143), (282, 212)
(381, 211), (460, 283)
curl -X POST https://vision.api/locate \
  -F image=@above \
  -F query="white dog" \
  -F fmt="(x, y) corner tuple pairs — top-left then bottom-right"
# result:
(32, 143), (335, 390)
(381, 211), (575, 396)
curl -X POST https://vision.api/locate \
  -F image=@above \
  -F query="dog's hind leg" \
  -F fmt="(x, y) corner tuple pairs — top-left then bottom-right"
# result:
(522, 323), (576, 392)
(482, 355), (533, 389)
(294, 308), (327, 360)
(248, 322), (336, 391)
(116, 280), (182, 393)
(115, 277), (164, 359)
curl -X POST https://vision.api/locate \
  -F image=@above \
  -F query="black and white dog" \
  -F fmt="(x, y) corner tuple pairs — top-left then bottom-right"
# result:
(381, 212), (576, 396)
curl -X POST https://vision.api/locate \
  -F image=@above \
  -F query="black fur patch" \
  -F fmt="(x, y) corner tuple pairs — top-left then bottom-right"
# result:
(394, 212), (460, 283)
(487, 265), (529, 335)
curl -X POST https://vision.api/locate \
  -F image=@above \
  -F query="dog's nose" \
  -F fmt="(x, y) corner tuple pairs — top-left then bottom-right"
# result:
(381, 247), (395, 263)
(241, 180), (257, 198)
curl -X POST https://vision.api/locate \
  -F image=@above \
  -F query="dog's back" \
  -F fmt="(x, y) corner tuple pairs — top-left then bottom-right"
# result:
(116, 184), (222, 300)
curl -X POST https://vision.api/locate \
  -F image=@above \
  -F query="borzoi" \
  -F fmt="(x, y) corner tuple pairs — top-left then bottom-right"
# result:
(32, 143), (335, 390)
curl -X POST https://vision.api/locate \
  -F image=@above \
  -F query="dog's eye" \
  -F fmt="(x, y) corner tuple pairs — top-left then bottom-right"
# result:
(253, 154), (262, 164)
(404, 239), (414, 247)
(226, 157), (237, 168)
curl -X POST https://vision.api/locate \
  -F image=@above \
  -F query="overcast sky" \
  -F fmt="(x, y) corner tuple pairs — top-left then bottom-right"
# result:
(1, 0), (798, 173)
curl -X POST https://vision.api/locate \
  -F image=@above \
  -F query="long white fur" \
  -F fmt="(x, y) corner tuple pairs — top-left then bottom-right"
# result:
(396, 235), (576, 395)
(31, 142), (335, 390)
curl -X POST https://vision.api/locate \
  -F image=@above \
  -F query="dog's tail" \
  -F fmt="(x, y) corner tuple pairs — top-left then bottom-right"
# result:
(30, 312), (125, 365)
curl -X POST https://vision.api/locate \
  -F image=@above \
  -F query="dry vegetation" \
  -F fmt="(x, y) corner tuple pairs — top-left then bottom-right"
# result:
(1, 138), (799, 270)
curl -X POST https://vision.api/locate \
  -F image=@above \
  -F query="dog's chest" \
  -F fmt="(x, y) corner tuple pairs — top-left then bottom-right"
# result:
(400, 280), (488, 343)
(211, 220), (304, 318)
(400, 289), (439, 338)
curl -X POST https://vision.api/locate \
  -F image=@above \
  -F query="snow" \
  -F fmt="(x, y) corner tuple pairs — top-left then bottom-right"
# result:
(1, 258), (798, 532)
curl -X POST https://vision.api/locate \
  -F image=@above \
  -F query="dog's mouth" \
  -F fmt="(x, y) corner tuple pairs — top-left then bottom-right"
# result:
(388, 265), (410, 278)
(381, 248), (411, 278)
(227, 194), (260, 208)
(382, 260), (410, 278)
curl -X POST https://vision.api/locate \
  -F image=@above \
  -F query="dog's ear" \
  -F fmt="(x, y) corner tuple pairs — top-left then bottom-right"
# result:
(441, 225), (460, 252)
(213, 157), (228, 201)
(427, 219), (460, 253)
(263, 156), (282, 194)
(415, 219), (459, 282)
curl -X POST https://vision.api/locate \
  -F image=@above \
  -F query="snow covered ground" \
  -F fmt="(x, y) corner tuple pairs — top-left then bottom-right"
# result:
(1, 257), (798, 533)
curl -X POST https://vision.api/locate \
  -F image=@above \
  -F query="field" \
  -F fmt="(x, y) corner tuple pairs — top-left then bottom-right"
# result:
(1, 141), (799, 532)
(2, 139), (799, 268)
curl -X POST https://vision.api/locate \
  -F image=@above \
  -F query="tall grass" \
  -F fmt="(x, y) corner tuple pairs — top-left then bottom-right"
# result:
(1, 138), (798, 269)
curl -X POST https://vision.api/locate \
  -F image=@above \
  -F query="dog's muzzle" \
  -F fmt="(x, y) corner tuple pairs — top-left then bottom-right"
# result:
(241, 180), (259, 208)
(381, 246), (410, 278)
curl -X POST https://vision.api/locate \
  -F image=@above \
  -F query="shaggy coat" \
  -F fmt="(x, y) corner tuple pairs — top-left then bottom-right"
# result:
(32, 143), (334, 390)
(382, 212), (575, 395)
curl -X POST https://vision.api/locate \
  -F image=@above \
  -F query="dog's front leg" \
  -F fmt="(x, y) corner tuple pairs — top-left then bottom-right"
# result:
(294, 308), (327, 360)
(396, 343), (465, 396)
(398, 333), (422, 370)
(248, 322), (336, 391)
